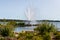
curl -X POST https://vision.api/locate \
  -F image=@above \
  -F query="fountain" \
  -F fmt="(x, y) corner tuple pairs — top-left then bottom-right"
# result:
(14, 0), (37, 32)
(25, 7), (34, 21)
(24, 7), (35, 25)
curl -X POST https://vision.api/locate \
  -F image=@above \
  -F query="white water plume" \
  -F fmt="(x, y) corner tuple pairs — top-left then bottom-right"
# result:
(25, 7), (35, 21)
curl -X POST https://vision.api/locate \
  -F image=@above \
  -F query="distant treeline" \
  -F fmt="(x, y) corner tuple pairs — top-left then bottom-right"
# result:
(0, 19), (60, 22)
(36, 20), (60, 22)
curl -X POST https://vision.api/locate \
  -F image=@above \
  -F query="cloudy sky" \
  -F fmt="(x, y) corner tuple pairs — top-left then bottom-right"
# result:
(0, 0), (60, 20)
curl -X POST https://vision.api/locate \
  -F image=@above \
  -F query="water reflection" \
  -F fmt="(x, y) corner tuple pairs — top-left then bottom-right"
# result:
(14, 26), (36, 32)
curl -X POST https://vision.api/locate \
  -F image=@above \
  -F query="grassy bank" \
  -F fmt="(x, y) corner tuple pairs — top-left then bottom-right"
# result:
(0, 21), (60, 40)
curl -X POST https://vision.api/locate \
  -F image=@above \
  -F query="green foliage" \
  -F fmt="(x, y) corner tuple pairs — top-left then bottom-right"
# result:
(0, 21), (59, 40)
(34, 22), (57, 40)
(32, 36), (43, 40)
(0, 21), (16, 37)
(55, 32), (60, 40)
(7, 21), (17, 26)
(26, 33), (33, 39)
(0, 27), (10, 37)
(34, 22), (57, 35)
(16, 22), (25, 26)
(0, 26), (11, 37)
(43, 33), (51, 40)
(17, 32), (44, 40)
(0, 37), (5, 40)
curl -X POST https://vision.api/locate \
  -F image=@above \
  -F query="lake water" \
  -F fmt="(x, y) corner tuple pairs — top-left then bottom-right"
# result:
(14, 26), (36, 33)
(14, 22), (60, 33)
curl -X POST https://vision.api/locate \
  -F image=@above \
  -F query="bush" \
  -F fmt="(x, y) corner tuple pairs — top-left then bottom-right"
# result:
(32, 36), (43, 40)
(34, 22), (57, 40)
(0, 25), (14, 37)
(16, 23), (25, 26)
(55, 32), (60, 40)
(0, 27), (10, 37)
(0, 37), (5, 40)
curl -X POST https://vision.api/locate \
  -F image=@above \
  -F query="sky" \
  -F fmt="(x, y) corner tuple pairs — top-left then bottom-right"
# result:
(0, 0), (60, 20)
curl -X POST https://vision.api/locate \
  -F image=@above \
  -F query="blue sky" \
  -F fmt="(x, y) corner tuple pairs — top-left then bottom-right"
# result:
(0, 0), (60, 20)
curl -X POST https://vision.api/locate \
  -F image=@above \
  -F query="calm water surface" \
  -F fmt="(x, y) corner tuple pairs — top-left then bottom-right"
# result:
(14, 26), (36, 32)
(14, 22), (60, 32)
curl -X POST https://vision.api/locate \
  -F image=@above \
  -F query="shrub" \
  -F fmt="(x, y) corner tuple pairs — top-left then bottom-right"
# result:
(0, 37), (5, 40)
